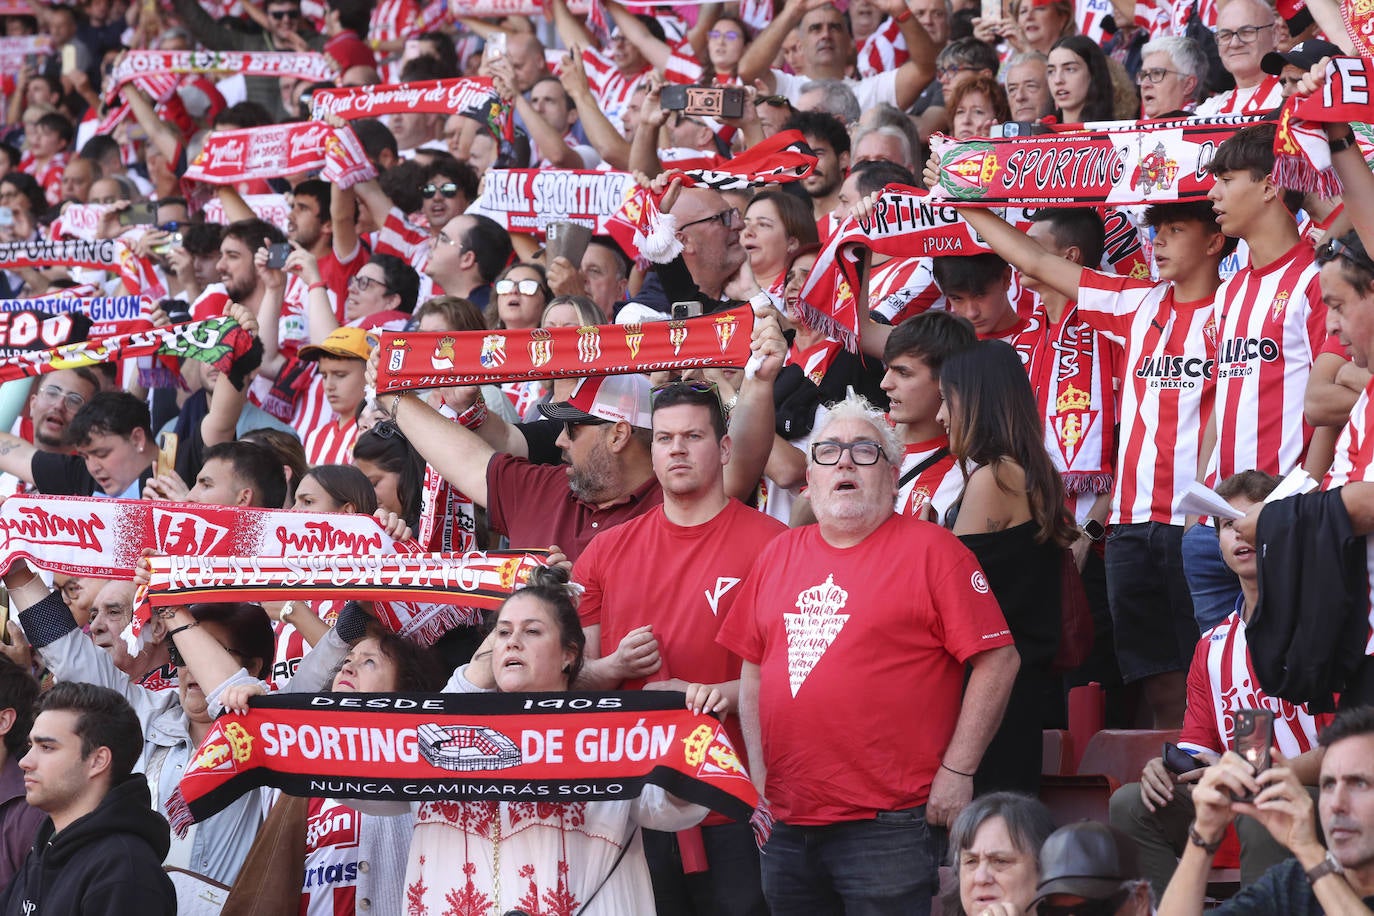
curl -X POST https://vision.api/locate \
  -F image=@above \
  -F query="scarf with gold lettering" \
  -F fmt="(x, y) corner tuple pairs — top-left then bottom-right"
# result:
(1271, 60), (1374, 197)
(170, 690), (758, 833)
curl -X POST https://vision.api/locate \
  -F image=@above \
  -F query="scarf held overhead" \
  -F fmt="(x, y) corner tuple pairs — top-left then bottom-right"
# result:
(106, 50), (337, 102)
(171, 690), (758, 832)
(794, 184), (991, 351)
(183, 123), (375, 187)
(373, 306), (755, 393)
(0, 316), (255, 387)
(309, 76), (499, 120)
(1271, 58), (1374, 196)
(469, 169), (640, 236)
(928, 116), (1264, 207)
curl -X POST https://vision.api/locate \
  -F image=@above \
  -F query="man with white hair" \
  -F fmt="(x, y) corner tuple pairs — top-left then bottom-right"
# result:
(1138, 36), (1208, 118)
(718, 392), (1020, 916)
(851, 124), (915, 170)
(1193, 0), (1284, 116)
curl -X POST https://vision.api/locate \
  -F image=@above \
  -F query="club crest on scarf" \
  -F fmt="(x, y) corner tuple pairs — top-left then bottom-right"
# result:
(577, 327), (602, 363)
(623, 323), (644, 359)
(432, 336), (456, 370)
(528, 328), (554, 367)
(480, 333), (506, 368)
(714, 314), (738, 352)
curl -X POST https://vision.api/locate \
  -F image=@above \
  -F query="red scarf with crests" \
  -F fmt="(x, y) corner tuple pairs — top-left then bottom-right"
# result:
(1272, 59), (1374, 197)
(170, 690), (758, 833)
(373, 307), (754, 393)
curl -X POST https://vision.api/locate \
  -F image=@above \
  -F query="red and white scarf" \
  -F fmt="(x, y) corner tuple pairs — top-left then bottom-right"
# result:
(309, 76), (498, 120)
(1271, 59), (1374, 197)
(929, 116), (1265, 208)
(106, 50), (337, 103)
(184, 123), (375, 188)
(374, 306), (754, 393)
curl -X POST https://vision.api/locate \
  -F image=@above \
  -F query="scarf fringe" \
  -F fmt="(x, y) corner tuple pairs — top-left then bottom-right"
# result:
(396, 604), (483, 646)
(1272, 154), (1342, 197)
(636, 211), (683, 265)
(166, 787), (193, 839)
(1063, 472), (1115, 495)
(794, 300), (858, 354)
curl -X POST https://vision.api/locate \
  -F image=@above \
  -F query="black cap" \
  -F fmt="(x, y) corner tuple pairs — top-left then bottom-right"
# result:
(1030, 823), (1142, 906)
(1261, 39), (1342, 76)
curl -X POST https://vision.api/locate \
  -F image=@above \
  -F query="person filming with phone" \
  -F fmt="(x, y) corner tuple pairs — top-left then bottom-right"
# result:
(1159, 705), (1374, 915)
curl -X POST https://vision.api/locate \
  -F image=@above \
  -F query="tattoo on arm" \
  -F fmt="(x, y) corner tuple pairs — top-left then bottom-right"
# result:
(985, 517), (1009, 532)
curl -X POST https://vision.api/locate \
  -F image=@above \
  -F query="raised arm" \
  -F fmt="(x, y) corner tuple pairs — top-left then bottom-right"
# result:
(561, 49), (631, 170)
(390, 390), (496, 507)
(122, 84), (182, 170)
(884, 0), (939, 110)
(548, 0), (597, 58)
(946, 204), (1085, 300)
(737, 0), (830, 90)
(0, 432), (37, 486)
(724, 307), (786, 501)
(604, 0), (674, 71)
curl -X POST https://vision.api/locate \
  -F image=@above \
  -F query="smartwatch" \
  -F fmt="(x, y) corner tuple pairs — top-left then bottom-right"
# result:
(1081, 519), (1106, 542)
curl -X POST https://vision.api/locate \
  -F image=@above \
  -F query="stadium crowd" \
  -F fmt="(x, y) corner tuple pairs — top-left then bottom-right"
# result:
(0, 0), (1367, 912)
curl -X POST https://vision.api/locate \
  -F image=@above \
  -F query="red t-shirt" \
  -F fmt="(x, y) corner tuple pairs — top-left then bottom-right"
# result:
(485, 453), (664, 561)
(717, 515), (1013, 825)
(574, 498), (785, 818)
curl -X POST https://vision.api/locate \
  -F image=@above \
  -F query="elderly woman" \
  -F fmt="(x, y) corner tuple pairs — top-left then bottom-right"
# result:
(943, 792), (1056, 916)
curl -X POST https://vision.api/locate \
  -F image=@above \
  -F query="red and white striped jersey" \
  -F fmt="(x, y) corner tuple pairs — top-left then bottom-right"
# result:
(370, 0), (421, 82)
(268, 618), (309, 691)
(375, 206), (430, 272)
(305, 417), (359, 467)
(20, 151), (68, 207)
(581, 48), (650, 130)
(1077, 271), (1216, 525)
(1192, 75), (1283, 117)
(896, 436), (963, 524)
(1207, 242), (1324, 483)
(301, 796), (361, 916)
(856, 19), (908, 78)
(869, 256), (943, 325)
(1321, 380), (1374, 653)
(1177, 610), (1332, 758)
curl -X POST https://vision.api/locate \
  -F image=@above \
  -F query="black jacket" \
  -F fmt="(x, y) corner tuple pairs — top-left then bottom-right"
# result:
(0, 775), (175, 916)
(1253, 488), (1370, 712)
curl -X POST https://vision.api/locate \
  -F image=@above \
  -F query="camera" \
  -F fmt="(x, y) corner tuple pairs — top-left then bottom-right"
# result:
(661, 85), (745, 120)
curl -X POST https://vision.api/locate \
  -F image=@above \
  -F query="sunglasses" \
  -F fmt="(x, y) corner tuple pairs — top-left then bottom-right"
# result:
(563, 419), (609, 439)
(754, 94), (792, 108)
(267, 8), (299, 18)
(1317, 238), (1374, 274)
(422, 182), (461, 199)
(650, 378), (723, 405)
(708, 28), (742, 40)
(496, 278), (542, 296)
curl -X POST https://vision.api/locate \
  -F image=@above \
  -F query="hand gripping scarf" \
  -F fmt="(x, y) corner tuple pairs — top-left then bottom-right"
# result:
(793, 185), (991, 351)
(183, 122), (375, 188)
(928, 116), (1265, 208)
(170, 690), (758, 833)
(373, 306), (755, 393)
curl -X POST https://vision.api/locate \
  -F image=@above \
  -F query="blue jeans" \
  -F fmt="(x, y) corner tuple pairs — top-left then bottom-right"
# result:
(760, 807), (939, 916)
(1181, 523), (1241, 631)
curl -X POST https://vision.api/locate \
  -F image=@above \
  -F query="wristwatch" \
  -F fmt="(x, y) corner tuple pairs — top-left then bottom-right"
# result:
(1330, 132), (1359, 154)
(1081, 519), (1106, 542)
(1187, 822), (1223, 855)
(1306, 850), (1345, 885)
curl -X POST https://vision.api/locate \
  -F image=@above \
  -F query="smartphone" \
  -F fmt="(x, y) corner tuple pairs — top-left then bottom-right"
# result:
(484, 32), (507, 62)
(23, 54), (37, 71)
(1232, 709), (1274, 799)
(156, 432), (178, 479)
(671, 301), (704, 320)
(661, 85), (746, 120)
(981, 0), (1000, 21)
(152, 231), (182, 257)
(266, 242), (291, 269)
(0, 207), (13, 228)
(118, 201), (157, 226)
(60, 45), (76, 77)
(1162, 742), (1206, 776)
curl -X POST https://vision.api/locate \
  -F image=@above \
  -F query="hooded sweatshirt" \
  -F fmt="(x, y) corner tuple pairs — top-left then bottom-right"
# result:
(0, 775), (176, 916)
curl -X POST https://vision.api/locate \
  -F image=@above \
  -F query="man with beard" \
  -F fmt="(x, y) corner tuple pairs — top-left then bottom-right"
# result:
(717, 392), (1019, 916)
(573, 380), (785, 916)
(287, 179), (365, 306)
(19, 369), (99, 455)
(784, 110), (851, 222)
(192, 218), (287, 323)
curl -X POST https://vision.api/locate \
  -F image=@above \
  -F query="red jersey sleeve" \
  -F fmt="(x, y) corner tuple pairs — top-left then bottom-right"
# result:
(571, 536), (606, 629)
(924, 533), (1014, 663)
(1076, 267), (1158, 342)
(1321, 334), (1350, 357)
(1177, 631), (1223, 756)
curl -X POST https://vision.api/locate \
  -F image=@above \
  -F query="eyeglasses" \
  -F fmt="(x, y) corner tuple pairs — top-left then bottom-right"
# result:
(349, 274), (392, 293)
(754, 95), (792, 108)
(811, 439), (887, 465)
(37, 385), (86, 411)
(421, 182), (461, 199)
(1037, 890), (1130, 916)
(563, 419), (609, 440)
(708, 29), (742, 40)
(267, 8), (299, 18)
(1136, 67), (1182, 85)
(1214, 22), (1272, 44)
(937, 64), (978, 80)
(157, 221), (183, 232)
(496, 278), (543, 296)
(1317, 238), (1374, 274)
(433, 232), (462, 250)
(679, 207), (740, 231)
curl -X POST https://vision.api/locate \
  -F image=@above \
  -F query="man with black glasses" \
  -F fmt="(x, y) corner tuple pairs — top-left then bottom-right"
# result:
(718, 391), (1019, 916)
(1193, 0), (1284, 116)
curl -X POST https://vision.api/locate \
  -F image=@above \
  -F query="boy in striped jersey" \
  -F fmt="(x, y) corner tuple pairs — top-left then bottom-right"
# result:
(945, 196), (1229, 727)
(1110, 471), (1330, 900)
